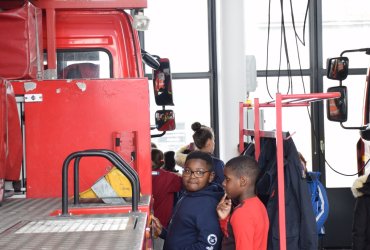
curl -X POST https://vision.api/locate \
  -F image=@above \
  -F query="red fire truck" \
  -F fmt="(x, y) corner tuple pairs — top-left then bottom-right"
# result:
(0, 1), (174, 249)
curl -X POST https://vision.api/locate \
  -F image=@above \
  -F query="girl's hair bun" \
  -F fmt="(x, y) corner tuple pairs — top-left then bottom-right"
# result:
(191, 122), (202, 132)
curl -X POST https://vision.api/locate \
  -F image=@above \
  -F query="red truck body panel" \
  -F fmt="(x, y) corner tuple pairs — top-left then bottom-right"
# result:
(0, 80), (23, 181)
(12, 79), (151, 198)
(0, 80), (6, 180)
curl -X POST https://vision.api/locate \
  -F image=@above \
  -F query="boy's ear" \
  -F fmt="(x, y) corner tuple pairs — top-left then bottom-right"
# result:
(208, 171), (215, 183)
(240, 175), (248, 187)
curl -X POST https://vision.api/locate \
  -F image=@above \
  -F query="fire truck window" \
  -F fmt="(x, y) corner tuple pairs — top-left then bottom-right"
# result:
(45, 50), (111, 79)
(59, 63), (100, 79)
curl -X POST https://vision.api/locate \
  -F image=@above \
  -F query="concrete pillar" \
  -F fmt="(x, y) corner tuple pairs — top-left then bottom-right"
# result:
(218, 0), (247, 162)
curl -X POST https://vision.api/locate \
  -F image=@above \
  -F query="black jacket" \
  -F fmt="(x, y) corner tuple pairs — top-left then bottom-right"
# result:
(162, 183), (224, 250)
(351, 173), (370, 250)
(256, 137), (318, 250)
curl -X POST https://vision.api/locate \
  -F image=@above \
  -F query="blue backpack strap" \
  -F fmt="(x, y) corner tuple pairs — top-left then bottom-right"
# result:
(307, 171), (329, 234)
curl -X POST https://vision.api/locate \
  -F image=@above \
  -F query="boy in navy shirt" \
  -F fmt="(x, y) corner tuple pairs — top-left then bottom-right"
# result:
(152, 151), (224, 250)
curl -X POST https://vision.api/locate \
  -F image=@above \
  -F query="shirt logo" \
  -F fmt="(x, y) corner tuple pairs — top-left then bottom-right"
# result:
(207, 234), (217, 245)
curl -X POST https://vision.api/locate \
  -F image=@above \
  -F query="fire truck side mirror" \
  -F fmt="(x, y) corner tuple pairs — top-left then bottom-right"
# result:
(153, 58), (174, 106)
(326, 86), (348, 122)
(155, 110), (176, 131)
(326, 57), (349, 81)
(141, 49), (160, 70)
(360, 128), (370, 141)
(360, 67), (370, 141)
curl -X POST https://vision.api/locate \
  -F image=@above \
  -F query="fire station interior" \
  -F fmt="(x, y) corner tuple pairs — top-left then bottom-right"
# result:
(1, 0), (370, 249)
(146, 1), (370, 249)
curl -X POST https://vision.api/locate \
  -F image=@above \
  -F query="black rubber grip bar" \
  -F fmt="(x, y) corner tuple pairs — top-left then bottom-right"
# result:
(62, 150), (140, 215)
(72, 149), (140, 206)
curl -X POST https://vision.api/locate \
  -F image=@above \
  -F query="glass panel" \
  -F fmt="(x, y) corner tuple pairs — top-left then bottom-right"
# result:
(322, 0), (370, 68)
(56, 50), (111, 79)
(144, 0), (209, 73)
(244, 0), (310, 70)
(324, 74), (367, 187)
(251, 76), (311, 99)
(150, 79), (211, 152)
(249, 76), (312, 170)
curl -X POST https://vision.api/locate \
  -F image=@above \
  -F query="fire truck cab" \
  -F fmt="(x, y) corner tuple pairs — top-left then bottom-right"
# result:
(0, 0), (171, 249)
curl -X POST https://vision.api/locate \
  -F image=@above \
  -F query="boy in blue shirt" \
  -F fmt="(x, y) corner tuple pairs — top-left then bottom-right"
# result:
(152, 151), (224, 250)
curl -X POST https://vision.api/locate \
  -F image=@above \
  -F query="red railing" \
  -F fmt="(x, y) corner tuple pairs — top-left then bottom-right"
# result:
(239, 92), (341, 250)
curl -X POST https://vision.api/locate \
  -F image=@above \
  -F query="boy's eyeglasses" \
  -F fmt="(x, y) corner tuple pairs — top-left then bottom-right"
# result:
(183, 169), (210, 178)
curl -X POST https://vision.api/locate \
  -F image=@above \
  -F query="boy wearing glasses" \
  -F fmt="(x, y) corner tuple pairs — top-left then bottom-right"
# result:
(216, 156), (269, 250)
(152, 151), (224, 250)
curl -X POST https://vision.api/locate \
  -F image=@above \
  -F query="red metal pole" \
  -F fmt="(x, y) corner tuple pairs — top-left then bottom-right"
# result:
(254, 98), (260, 159)
(46, 8), (57, 72)
(276, 93), (287, 250)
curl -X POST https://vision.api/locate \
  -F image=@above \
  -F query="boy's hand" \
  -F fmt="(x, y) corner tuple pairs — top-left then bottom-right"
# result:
(151, 215), (163, 237)
(216, 193), (232, 220)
